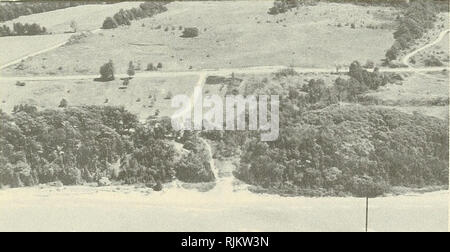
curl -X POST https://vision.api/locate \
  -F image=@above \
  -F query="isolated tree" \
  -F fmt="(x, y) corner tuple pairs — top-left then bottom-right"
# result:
(157, 62), (163, 69)
(146, 63), (155, 71)
(102, 17), (117, 29)
(70, 20), (78, 32)
(181, 27), (199, 38)
(127, 61), (135, 76)
(59, 98), (68, 108)
(99, 60), (115, 81)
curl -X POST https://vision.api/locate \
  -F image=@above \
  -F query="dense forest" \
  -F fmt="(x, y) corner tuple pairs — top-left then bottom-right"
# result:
(0, 105), (214, 189)
(202, 61), (449, 197)
(0, 2), (95, 22)
(102, 2), (169, 29)
(235, 105), (448, 197)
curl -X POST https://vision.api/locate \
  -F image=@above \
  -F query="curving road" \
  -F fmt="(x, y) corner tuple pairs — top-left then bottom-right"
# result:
(402, 29), (450, 67)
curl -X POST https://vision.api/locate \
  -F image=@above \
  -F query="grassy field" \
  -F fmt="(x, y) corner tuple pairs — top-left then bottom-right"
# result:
(0, 75), (199, 120)
(0, 33), (72, 67)
(0, 2), (145, 68)
(0, 2), (143, 33)
(361, 72), (449, 119)
(1, 1), (397, 77)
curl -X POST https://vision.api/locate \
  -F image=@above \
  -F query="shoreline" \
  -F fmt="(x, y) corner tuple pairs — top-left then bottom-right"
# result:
(0, 181), (448, 199)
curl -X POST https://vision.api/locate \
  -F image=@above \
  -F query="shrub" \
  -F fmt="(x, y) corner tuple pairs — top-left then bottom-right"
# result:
(181, 27), (199, 38)
(102, 17), (117, 29)
(146, 63), (155, 71)
(424, 55), (443, 67)
(99, 60), (115, 81)
(127, 61), (135, 76)
(58, 98), (68, 108)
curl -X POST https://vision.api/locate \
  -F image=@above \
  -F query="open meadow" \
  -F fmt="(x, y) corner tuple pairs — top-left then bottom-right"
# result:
(0, 75), (199, 120)
(1, 1), (398, 77)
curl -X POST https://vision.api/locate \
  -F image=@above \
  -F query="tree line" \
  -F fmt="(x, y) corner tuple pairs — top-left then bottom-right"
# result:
(0, 105), (214, 189)
(0, 2), (94, 22)
(102, 2), (169, 29)
(0, 22), (47, 37)
(386, 0), (440, 61)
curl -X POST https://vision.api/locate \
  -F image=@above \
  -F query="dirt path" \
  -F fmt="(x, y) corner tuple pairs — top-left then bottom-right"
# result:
(402, 29), (450, 67)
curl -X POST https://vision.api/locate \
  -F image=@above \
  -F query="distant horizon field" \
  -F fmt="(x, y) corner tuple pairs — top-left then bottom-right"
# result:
(1, 1), (398, 77)
(0, 2), (143, 33)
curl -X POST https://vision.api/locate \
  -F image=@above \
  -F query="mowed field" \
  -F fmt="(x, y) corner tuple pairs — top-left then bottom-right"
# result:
(0, 75), (199, 120)
(0, 2), (143, 68)
(1, 1), (398, 77)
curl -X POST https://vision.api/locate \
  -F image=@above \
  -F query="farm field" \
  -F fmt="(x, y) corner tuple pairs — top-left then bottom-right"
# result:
(1, 1), (397, 77)
(0, 75), (199, 120)
(0, 2), (143, 33)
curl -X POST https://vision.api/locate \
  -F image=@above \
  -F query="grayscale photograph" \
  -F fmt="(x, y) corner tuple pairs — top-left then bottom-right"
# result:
(0, 0), (448, 233)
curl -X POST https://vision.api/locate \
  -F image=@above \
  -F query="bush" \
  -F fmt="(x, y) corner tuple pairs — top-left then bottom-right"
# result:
(99, 60), (115, 81)
(102, 17), (117, 29)
(127, 61), (136, 76)
(181, 27), (199, 38)
(58, 99), (68, 108)
(146, 63), (156, 71)
(424, 55), (443, 66)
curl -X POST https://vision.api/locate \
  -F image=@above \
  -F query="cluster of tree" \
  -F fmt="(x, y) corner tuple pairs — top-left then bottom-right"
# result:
(235, 105), (448, 197)
(102, 2), (168, 29)
(0, 22), (47, 37)
(203, 60), (448, 196)
(0, 106), (214, 188)
(386, 0), (439, 61)
(298, 61), (390, 106)
(0, 2), (93, 22)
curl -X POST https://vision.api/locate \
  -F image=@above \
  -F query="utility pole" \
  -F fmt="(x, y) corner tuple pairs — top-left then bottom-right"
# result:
(365, 197), (369, 232)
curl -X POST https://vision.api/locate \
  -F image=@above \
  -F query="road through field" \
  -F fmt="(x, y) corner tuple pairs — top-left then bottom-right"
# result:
(402, 29), (450, 67)
(1, 65), (449, 82)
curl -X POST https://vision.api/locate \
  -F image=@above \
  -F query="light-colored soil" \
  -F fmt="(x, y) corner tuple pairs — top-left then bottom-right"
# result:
(0, 185), (446, 232)
(1, 1), (397, 77)
(0, 33), (72, 67)
(0, 75), (199, 120)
